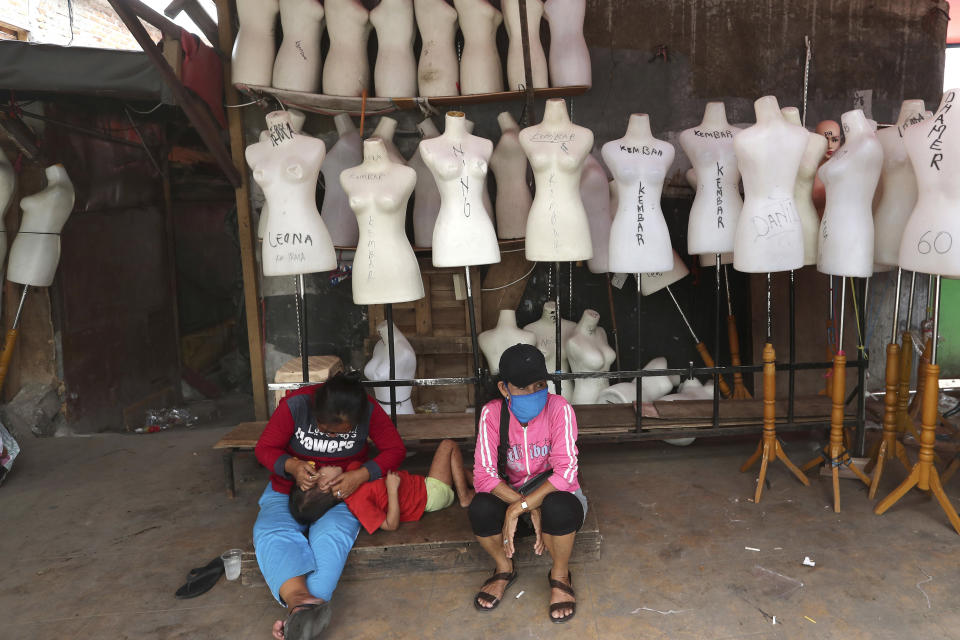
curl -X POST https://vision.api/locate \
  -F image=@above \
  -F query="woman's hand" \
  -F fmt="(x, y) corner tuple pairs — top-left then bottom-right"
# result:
(329, 467), (370, 500)
(530, 507), (545, 556)
(501, 502), (523, 559)
(286, 459), (320, 491)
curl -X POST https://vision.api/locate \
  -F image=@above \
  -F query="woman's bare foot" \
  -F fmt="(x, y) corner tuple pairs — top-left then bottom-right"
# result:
(475, 560), (515, 609)
(271, 596), (325, 639)
(549, 571), (576, 622)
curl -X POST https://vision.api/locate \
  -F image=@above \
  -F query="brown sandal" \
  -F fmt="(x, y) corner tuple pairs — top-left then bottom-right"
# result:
(473, 567), (518, 612)
(547, 570), (576, 623)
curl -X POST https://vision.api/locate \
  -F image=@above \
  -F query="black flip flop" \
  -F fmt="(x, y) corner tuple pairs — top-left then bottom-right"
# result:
(175, 561), (224, 599)
(187, 557), (223, 580)
(473, 567), (518, 612)
(283, 602), (332, 640)
(547, 570), (576, 624)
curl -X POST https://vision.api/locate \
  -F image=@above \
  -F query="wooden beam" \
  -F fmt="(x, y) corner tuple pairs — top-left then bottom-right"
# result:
(107, 0), (241, 187)
(214, 0), (269, 420)
(121, 0), (184, 40)
(165, 0), (222, 51)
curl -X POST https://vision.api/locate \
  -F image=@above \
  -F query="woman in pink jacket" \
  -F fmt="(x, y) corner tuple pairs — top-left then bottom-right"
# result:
(469, 343), (587, 624)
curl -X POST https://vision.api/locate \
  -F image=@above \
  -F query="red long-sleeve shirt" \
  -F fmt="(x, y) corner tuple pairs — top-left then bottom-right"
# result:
(255, 384), (406, 494)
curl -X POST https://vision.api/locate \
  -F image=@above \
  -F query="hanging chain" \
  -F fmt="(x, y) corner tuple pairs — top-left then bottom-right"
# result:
(802, 35), (812, 127)
(568, 262), (573, 319)
(293, 276), (303, 359)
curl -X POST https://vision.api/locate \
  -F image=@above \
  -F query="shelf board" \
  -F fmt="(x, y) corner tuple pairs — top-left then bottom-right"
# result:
(235, 84), (590, 117)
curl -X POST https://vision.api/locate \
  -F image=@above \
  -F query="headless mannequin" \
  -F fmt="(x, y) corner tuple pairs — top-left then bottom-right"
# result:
(898, 89), (960, 277)
(320, 114), (363, 246)
(232, 0), (279, 86)
(341, 138), (424, 303)
(322, 0), (371, 97)
(370, 0), (417, 97)
(419, 111), (500, 267)
(566, 309), (616, 404)
(257, 110), (308, 242)
(489, 111), (533, 239)
(581, 153), (612, 273)
(8, 165), (75, 287)
(781, 107), (828, 265)
(0, 147), (14, 267)
(246, 111), (336, 276)
(816, 109), (882, 278)
(732, 96), (808, 273)
(414, 0), (459, 96)
(639, 250), (689, 295)
(365, 321), (416, 414)
(521, 98), (594, 261)
(679, 102), (743, 256)
(502, 0), (548, 90)
(812, 119), (841, 219)
(273, 0), (325, 92)
(410, 117), (443, 247)
(595, 356), (679, 404)
(525, 302), (576, 400)
(543, 0), (590, 87)
(371, 117), (406, 165)
(453, 0), (504, 95)
(604, 113), (675, 273)
(874, 100), (927, 266)
(478, 309), (537, 373)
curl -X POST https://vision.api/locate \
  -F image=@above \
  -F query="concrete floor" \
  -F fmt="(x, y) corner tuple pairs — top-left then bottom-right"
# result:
(3, 425), (960, 640)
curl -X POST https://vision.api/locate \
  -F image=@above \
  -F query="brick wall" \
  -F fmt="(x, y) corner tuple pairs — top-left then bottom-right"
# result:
(0, 0), (161, 50)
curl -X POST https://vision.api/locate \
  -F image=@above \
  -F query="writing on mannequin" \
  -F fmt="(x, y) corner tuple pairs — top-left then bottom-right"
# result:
(272, 0), (325, 92)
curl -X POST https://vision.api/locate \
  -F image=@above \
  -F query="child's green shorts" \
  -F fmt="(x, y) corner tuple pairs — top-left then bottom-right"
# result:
(424, 476), (455, 512)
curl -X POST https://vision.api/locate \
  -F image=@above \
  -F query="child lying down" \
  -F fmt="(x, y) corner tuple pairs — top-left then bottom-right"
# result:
(290, 439), (474, 533)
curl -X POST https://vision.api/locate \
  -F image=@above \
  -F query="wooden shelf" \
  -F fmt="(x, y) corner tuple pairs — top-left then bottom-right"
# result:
(235, 84), (590, 117)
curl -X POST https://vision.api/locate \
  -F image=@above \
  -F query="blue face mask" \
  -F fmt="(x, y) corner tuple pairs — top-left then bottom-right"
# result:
(508, 388), (549, 423)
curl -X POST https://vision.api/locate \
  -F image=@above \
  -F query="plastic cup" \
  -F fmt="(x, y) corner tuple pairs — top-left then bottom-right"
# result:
(221, 549), (243, 581)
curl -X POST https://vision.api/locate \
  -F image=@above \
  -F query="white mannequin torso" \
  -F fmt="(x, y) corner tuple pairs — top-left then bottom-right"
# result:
(489, 112), (533, 239)
(603, 113), (675, 273)
(898, 89), (960, 277)
(478, 309), (537, 373)
(322, 0), (371, 97)
(566, 309), (616, 404)
(365, 321), (416, 414)
(370, 0), (417, 97)
(246, 111), (337, 276)
(523, 300), (576, 370)
(874, 100), (927, 266)
(257, 111), (308, 241)
(581, 153), (612, 273)
(371, 117), (406, 166)
(453, 0), (504, 95)
(521, 98), (594, 262)
(640, 250), (689, 295)
(319, 114), (363, 247)
(781, 106), (828, 266)
(232, 0), (279, 86)
(410, 118), (443, 247)
(341, 138), (424, 304)
(419, 112), (501, 267)
(273, 0), (325, 92)
(732, 95), (808, 273)
(816, 109), (882, 278)
(502, 0), (547, 90)
(414, 0), (459, 96)
(8, 164), (74, 287)
(679, 102), (742, 256)
(543, 0), (590, 87)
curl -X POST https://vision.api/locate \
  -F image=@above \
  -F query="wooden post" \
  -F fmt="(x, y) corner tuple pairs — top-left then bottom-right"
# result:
(214, 0), (269, 420)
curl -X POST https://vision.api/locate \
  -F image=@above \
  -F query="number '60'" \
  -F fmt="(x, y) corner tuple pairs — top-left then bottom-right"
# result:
(917, 231), (953, 255)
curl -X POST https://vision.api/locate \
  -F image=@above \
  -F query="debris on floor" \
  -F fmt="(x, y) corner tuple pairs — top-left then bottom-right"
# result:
(802, 556), (816, 567)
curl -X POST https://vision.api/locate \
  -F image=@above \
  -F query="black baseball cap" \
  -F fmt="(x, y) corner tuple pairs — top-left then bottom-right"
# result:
(499, 343), (549, 388)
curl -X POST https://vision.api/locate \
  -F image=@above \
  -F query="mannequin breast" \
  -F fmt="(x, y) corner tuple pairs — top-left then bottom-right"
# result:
(322, 0), (371, 97)
(489, 125), (532, 240)
(602, 138), (675, 273)
(817, 136), (882, 278)
(232, 0), (279, 86)
(370, 0), (417, 97)
(273, 0), (324, 92)
(543, 0), (590, 87)
(502, 0), (547, 90)
(899, 89), (960, 277)
(732, 121), (807, 273)
(874, 127), (919, 266)
(566, 330), (615, 404)
(453, 0), (504, 94)
(679, 129), (741, 256)
(420, 136), (501, 267)
(580, 153), (612, 273)
(795, 132), (828, 266)
(414, 0), (459, 96)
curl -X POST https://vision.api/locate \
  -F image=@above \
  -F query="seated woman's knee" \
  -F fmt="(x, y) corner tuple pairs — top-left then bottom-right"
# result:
(468, 492), (507, 537)
(540, 491), (583, 536)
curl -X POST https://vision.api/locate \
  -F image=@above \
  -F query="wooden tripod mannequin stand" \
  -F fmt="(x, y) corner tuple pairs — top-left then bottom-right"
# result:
(875, 276), (960, 534)
(800, 277), (871, 511)
(740, 274), (810, 503)
(723, 265), (751, 399)
(865, 268), (913, 497)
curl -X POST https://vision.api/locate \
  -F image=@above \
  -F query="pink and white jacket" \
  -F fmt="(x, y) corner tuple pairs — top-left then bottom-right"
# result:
(474, 394), (580, 494)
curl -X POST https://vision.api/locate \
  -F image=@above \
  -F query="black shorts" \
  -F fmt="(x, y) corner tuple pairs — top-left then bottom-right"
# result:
(468, 490), (584, 538)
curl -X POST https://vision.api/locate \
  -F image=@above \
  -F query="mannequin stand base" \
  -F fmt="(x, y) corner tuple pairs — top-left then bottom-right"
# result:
(740, 437), (810, 503)
(874, 464), (960, 535)
(865, 438), (913, 499)
(800, 445), (871, 512)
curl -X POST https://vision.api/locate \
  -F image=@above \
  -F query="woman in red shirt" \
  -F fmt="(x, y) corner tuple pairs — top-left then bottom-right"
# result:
(253, 373), (405, 640)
